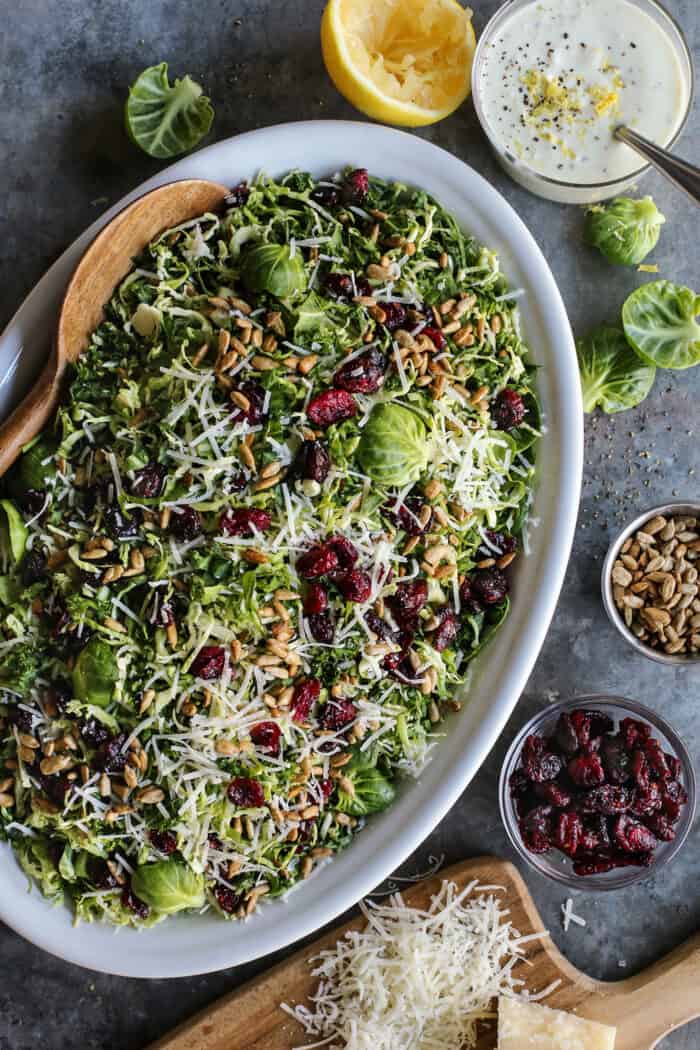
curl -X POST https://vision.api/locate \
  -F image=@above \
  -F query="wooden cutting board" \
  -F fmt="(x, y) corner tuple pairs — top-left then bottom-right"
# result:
(150, 856), (700, 1050)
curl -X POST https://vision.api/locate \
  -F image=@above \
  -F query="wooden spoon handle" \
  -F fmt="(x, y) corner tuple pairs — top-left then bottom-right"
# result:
(0, 349), (62, 477)
(582, 931), (700, 1049)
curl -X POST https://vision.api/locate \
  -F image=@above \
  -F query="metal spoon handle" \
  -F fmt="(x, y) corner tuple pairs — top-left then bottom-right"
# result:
(615, 125), (700, 206)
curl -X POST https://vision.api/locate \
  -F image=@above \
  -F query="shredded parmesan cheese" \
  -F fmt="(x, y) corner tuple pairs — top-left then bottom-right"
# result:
(282, 879), (552, 1050)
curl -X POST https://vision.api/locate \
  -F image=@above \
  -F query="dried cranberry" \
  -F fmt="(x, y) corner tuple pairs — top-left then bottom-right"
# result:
(661, 780), (688, 822)
(580, 814), (611, 852)
(522, 735), (563, 783)
(304, 583), (328, 615)
(534, 780), (572, 807)
(579, 786), (630, 814)
(383, 496), (432, 536)
(432, 608), (458, 651)
(89, 858), (120, 890)
(319, 700), (357, 731)
(307, 389), (357, 429)
(619, 717), (652, 751)
(191, 646), (226, 680)
(149, 830), (178, 855)
(567, 753), (605, 787)
(458, 576), (483, 615)
(342, 168), (369, 203)
(613, 814), (657, 854)
(19, 489), (48, 517)
(227, 777), (264, 807)
(645, 813), (676, 841)
(323, 272), (354, 300)
(629, 782), (662, 816)
(104, 504), (142, 540)
(170, 505), (202, 541)
(601, 735), (631, 783)
(473, 568), (509, 605)
(250, 721), (282, 756)
(553, 810), (582, 856)
(292, 678), (321, 722)
(326, 536), (359, 570)
(79, 718), (111, 749)
(589, 711), (615, 737)
(214, 883), (243, 914)
(383, 651), (423, 687)
(93, 733), (128, 773)
(311, 184), (341, 208)
(364, 610), (392, 640)
(334, 349), (387, 393)
(421, 325), (446, 350)
(644, 739), (671, 780)
(220, 507), (271, 537)
(297, 545), (339, 579)
(569, 710), (592, 748)
(336, 569), (372, 603)
(573, 855), (617, 876)
(207, 833), (224, 851)
(631, 749), (651, 791)
(22, 548), (47, 586)
(380, 302), (407, 331)
(308, 611), (335, 643)
(390, 579), (428, 621)
(225, 182), (250, 207)
(509, 768), (530, 797)
(37, 772), (70, 805)
(131, 462), (166, 499)
(492, 389), (525, 431)
(665, 753), (682, 780)
(553, 713), (579, 755)
(294, 440), (330, 483)
(320, 778), (334, 800)
(7, 706), (35, 734)
(519, 805), (553, 854)
(479, 530), (518, 559)
(356, 277), (373, 298)
(230, 379), (268, 426)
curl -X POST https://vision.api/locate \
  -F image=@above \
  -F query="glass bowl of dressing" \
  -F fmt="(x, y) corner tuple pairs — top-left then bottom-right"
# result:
(471, 0), (694, 203)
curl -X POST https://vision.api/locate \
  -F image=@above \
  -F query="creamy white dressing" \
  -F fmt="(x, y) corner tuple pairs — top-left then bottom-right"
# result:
(479, 0), (689, 185)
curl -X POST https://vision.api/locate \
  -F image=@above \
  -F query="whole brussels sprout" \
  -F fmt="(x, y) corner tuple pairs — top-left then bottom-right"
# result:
(131, 859), (205, 914)
(336, 753), (396, 816)
(241, 243), (307, 298)
(357, 402), (429, 487)
(72, 637), (119, 707)
(584, 196), (665, 267)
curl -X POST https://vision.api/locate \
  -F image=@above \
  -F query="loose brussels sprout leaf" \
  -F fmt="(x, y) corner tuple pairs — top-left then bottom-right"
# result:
(462, 597), (510, 662)
(584, 196), (665, 266)
(622, 280), (700, 370)
(241, 243), (307, 299)
(131, 859), (205, 914)
(336, 753), (396, 816)
(357, 403), (429, 487)
(293, 291), (334, 340)
(16, 837), (64, 905)
(0, 500), (27, 563)
(72, 638), (119, 707)
(19, 436), (56, 491)
(125, 63), (214, 159)
(576, 325), (656, 413)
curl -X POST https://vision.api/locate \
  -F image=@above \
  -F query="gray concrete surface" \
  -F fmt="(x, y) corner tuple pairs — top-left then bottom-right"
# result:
(0, 1), (698, 1046)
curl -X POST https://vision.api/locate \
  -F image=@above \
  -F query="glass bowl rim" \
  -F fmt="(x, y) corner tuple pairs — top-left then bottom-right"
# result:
(498, 694), (697, 891)
(470, 0), (695, 193)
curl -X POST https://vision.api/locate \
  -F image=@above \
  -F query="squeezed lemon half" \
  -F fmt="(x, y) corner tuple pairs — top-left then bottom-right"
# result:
(321, 0), (476, 127)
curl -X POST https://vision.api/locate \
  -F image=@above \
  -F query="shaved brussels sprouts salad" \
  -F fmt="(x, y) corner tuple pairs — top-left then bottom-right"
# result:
(0, 168), (539, 926)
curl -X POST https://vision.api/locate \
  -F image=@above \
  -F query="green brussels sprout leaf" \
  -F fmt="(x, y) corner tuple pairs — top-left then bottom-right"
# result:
(357, 402), (429, 487)
(241, 243), (307, 299)
(131, 859), (205, 914)
(576, 325), (656, 413)
(584, 196), (665, 266)
(336, 752), (396, 816)
(622, 280), (700, 370)
(125, 63), (214, 159)
(0, 500), (28, 563)
(462, 597), (510, 662)
(72, 637), (119, 708)
(19, 437), (57, 491)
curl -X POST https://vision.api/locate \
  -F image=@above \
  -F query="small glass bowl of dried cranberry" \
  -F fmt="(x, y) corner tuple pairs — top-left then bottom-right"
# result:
(499, 696), (696, 890)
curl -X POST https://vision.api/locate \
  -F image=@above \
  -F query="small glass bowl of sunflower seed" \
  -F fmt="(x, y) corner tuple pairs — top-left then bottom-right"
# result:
(602, 503), (700, 664)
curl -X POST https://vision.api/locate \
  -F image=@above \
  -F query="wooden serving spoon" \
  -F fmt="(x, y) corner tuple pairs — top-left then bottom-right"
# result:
(0, 178), (229, 477)
(150, 856), (700, 1050)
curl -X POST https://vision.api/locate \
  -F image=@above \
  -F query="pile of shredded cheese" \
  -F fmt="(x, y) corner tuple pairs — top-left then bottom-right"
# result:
(282, 879), (558, 1049)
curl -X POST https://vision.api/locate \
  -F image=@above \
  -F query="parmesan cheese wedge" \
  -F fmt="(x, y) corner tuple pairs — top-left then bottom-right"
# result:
(498, 997), (617, 1049)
